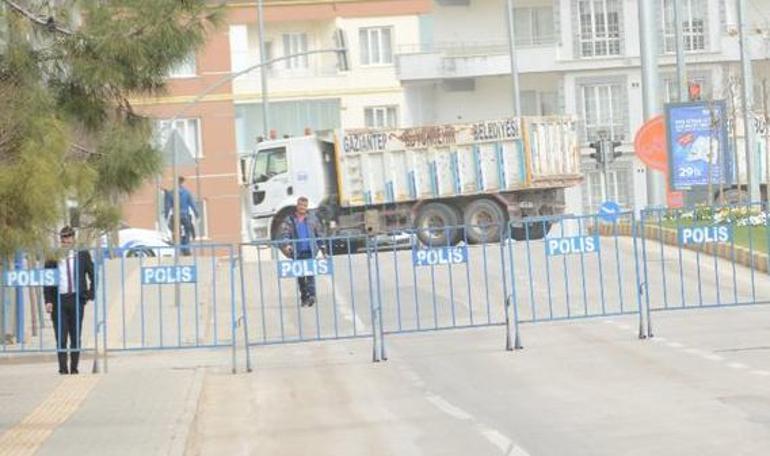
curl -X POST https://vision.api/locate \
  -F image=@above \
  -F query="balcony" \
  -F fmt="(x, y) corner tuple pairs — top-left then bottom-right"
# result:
(396, 39), (558, 82)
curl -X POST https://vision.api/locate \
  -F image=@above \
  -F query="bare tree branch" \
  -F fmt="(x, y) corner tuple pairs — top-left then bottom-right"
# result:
(2, 0), (73, 35)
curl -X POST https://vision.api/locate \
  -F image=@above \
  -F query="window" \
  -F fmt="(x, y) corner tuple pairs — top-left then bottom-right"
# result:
(662, 0), (706, 53)
(581, 165), (633, 213)
(282, 33), (308, 69)
(514, 7), (555, 46)
(156, 118), (202, 159)
(521, 91), (558, 116)
(581, 83), (625, 141)
(364, 106), (398, 128)
(252, 147), (287, 183)
(359, 27), (393, 66)
(577, 0), (621, 57)
(168, 53), (197, 78)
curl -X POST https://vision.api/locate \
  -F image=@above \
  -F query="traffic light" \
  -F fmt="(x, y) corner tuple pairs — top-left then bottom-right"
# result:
(589, 137), (622, 165)
(589, 140), (604, 164)
(688, 82), (702, 101)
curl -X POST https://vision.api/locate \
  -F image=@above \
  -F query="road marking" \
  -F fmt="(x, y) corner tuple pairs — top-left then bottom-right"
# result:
(425, 394), (473, 421)
(727, 362), (748, 370)
(335, 291), (367, 333)
(651, 336), (667, 343)
(750, 370), (770, 377)
(0, 376), (100, 455)
(701, 353), (725, 362)
(476, 426), (531, 456)
(666, 342), (685, 349)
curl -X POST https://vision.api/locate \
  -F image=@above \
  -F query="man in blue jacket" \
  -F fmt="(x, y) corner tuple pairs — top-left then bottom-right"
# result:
(280, 196), (326, 307)
(164, 176), (199, 255)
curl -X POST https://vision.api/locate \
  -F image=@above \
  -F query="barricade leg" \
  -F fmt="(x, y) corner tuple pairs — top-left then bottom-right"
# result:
(237, 247), (253, 373)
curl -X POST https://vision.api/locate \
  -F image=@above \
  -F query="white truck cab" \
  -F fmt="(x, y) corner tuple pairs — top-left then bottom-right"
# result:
(245, 135), (338, 241)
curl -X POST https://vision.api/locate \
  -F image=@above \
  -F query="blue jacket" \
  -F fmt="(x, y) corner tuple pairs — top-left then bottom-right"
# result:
(164, 187), (199, 220)
(279, 212), (326, 256)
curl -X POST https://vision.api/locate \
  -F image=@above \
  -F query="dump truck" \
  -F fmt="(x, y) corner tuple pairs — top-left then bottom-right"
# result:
(240, 117), (581, 247)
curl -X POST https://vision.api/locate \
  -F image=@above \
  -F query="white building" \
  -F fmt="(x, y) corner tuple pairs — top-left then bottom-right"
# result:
(396, 0), (770, 214)
(227, 0), (431, 152)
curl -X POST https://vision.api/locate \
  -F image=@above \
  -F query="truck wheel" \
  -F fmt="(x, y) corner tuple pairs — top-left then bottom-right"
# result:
(415, 202), (462, 246)
(510, 220), (552, 241)
(271, 208), (295, 258)
(463, 198), (507, 243)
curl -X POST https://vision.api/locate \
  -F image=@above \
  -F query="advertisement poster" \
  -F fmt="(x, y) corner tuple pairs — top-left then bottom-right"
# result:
(665, 101), (731, 190)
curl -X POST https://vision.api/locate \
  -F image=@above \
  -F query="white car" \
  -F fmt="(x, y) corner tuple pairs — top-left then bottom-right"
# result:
(101, 228), (176, 258)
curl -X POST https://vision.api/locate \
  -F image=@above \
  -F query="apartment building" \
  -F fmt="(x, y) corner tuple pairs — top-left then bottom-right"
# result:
(122, 0), (430, 242)
(396, 0), (770, 214)
(227, 0), (431, 149)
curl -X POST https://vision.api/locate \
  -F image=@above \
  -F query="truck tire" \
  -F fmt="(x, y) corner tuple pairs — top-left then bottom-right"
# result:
(510, 220), (552, 241)
(415, 202), (462, 246)
(271, 208), (295, 258)
(463, 198), (507, 243)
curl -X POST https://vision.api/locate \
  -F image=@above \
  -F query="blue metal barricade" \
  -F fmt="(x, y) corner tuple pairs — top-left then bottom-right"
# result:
(98, 243), (240, 372)
(370, 223), (510, 357)
(1, 249), (101, 371)
(506, 212), (645, 347)
(639, 202), (770, 337)
(238, 233), (383, 371)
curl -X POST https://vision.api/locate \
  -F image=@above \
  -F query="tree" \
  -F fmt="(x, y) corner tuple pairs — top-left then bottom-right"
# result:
(0, 0), (222, 257)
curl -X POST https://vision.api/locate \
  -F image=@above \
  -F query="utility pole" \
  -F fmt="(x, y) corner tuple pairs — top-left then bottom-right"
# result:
(762, 78), (770, 196)
(639, 0), (666, 207)
(737, 0), (760, 202)
(505, 0), (522, 117)
(673, 0), (688, 101)
(257, 0), (270, 138)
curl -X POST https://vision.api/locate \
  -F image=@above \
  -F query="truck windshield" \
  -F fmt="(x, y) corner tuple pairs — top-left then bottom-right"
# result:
(252, 147), (287, 183)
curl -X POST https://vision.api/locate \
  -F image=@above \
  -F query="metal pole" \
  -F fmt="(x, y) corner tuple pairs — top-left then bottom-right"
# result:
(639, 0), (666, 207)
(195, 160), (202, 242)
(505, 0), (522, 117)
(737, 0), (760, 202)
(762, 79), (770, 201)
(257, 0), (270, 138)
(673, 0), (688, 101)
(172, 128), (181, 247)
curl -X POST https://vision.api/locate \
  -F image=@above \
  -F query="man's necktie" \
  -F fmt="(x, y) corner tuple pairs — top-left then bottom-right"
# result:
(66, 253), (73, 294)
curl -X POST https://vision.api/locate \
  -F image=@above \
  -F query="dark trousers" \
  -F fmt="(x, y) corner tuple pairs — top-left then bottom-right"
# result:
(295, 250), (316, 302)
(51, 294), (85, 373)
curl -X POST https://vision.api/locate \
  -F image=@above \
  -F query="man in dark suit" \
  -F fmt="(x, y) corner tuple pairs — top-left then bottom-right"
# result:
(44, 226), (95, 375)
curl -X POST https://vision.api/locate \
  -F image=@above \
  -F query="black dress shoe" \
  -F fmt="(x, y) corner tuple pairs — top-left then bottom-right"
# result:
(59, 369), (69, 375)
(70, 368), (79, 375)
(307, 297), (316, 307)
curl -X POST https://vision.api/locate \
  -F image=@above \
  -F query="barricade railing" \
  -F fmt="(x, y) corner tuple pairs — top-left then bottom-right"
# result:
(369, 223), (511, 358)
(1, 248), (102, 373)
(506, 211), (646, 347)
(98, 243), (240, 372)
(238, 233), (384, 371)
(639, 202), (770, 337)
(3, 204), (769, 372)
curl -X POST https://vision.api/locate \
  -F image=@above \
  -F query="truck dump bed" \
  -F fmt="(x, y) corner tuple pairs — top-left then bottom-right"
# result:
(337, 117), (581, 208)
